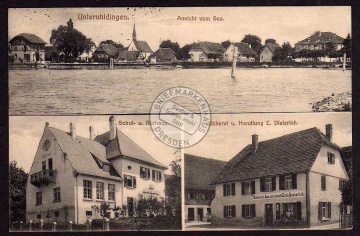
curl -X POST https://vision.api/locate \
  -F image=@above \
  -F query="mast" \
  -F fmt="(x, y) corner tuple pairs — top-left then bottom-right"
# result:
(231, 45), (238, 79)
(342, 53), (346, 71)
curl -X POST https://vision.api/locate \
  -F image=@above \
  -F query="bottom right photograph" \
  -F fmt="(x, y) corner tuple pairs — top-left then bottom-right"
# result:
(184, 112), (352, 230)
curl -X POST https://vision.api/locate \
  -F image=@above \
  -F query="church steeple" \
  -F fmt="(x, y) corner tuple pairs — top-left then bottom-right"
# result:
(132, 22), (137, 42)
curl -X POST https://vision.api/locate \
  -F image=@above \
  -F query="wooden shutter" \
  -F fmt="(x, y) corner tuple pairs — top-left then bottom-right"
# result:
(232, 183), (236, 196)
(147, 168), (150, 179)
(224, 206), (227, 217)
(241, 182), (245, 195)
(272, 176), (276, 191)
(242, 205), (245, 218)
(328, 202), (331, 219)
(251, 181), (256, 194)
(292, 174), (297, 189)
(321, 176), (326, 190)
(296, 202), (301, 220)
(152, 170), (155, 181)
(133, 176), (136, 188)
(279, 175), (285, 190)
(251, 204), (256, 217)
(318, 202), (322, 221)
(223, 184), (226, 196)
(232, 205), (236, 217)
(159, 172), (162, 182)
(124, 175), (127, 186)
(260, 178), (265, 192)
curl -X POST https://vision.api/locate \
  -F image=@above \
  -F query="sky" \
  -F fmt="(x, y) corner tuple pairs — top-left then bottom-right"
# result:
(9, 113), (351, 173)
(8, 7), (351, 51)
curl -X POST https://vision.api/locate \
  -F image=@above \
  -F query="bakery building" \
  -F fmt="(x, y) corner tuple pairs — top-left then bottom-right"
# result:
(211, 124), (349, 228)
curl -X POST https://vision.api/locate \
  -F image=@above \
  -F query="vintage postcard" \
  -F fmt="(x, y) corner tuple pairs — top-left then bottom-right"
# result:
(8, 7), (351, 115)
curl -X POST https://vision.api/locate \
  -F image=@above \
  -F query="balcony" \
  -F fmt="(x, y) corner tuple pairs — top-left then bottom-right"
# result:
(30, 169), (56, 187)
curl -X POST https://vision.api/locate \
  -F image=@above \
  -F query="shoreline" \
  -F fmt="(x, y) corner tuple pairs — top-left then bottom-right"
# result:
(311, 92), (352, 112)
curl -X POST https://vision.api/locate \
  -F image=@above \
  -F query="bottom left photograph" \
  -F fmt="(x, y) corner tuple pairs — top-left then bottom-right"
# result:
(9, 115), (182, 231)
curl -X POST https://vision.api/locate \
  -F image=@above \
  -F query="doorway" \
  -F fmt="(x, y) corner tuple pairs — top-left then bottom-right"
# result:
(197, 208), (204, 222)
(188, 208), (194, 221)
(265, 204), (273, 226)
(127, 197), (134, 217)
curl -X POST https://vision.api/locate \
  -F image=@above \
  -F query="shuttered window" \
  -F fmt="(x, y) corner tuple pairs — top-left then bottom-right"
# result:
(280, 174), (297, 190)
(124, 174), (136, 188)
(318, 202), (331, 221)
(223, 183), (236, 196)
(140, 166), (150, 179)
(261, 177), (276, 192)
(321, 176), (326, 191)
(224, 205), (236, 218)
(242, 204), (256, 218)
(241, 181), (255, 195)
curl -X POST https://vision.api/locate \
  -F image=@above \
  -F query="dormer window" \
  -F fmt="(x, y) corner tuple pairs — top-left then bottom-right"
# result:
(327, 152), (335, 164)
(103, 164), (110, 172)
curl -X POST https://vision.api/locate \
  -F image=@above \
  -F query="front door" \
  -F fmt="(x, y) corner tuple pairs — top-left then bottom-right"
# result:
(188, 208), (194, 221)
(127, 197), (134, 217)
(265, 204), (273, 226)
(197, 208), (204, 222)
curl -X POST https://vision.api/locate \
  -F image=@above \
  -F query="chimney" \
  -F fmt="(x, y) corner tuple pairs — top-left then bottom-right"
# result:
(325, 124), (332, 141)
(45, 122), (49, 126)
(89, 126), (94, 140)
(109, 116), (117, 140)
(70, 122), (76, 139)
(252, 134), (258, 153)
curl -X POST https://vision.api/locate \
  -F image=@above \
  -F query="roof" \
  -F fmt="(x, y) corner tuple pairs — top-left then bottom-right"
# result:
(134, 40), (153, 53)
(295, 32), (344, 45)
(10, 33), (47, 45)
(47, 126), (122, 181)
(149, 48), (177, 60)
(263, 43), (281, 53)
(233, 42), (257, 56)
(95, 129), (167, 169)
(117, 51), (140, 61)
(212, 127), (341, 184)
(185, 154), (227, 191)
(93, 44), (118, 57)
(190, 42), (225, 55)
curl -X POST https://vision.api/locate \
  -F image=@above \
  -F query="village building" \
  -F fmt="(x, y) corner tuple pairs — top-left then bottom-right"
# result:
(125, 23), (153, 61)
(224, 42), (257, 62)
(188, 42), (225, 62)
(294, 32), (344, 52)
(92, 44), (118, 61)
(77, 42), (96, 62)
(259, 43), (281, 62)
(185, 154), (227, 224)
(9, 33), (47, 63)
(26, 116), (167, 224)
(211, 125), (349, 228)
(149, 48), (177, 63)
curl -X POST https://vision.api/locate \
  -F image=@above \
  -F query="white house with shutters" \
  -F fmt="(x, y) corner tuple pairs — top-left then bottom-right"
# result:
(211, 124), (349, 228)
(26, 116), (167, 224)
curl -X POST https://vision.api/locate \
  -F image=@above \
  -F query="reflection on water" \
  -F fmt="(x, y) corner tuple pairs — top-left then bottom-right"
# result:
(9, 68), (351, 115)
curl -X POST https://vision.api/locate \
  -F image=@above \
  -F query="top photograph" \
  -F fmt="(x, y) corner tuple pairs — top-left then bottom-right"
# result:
(8, 7), (351, 115)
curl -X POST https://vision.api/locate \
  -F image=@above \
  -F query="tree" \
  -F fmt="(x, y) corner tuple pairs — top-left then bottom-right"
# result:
(99, 40), (124, 49)
(272, 42), (294, 63)
(241, 34), (262, 54)
(221, 40), (231, 49)
(50, 19), (93, 62)
(265, 38), (277, 44)
(9, 161), (28, 223)
(179, 43), (195, 60)
(324, 41), (336, 60)
(159, 40), (181, 59)
(341, 33), (351, 60)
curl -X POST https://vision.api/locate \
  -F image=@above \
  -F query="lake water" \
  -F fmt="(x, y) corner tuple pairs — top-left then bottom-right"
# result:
(9, 68), (351, 115)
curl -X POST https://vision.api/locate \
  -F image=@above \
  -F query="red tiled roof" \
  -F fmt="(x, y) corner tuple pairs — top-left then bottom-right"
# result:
(185, 154), (227, 191)
(190, 41), (225, 55)
(95, 130), (167, 169)
(10, 33), (47, 45)
(233, 42), (257, 56)
(212, 127), (341, 184)
(295, 32), (344, 45)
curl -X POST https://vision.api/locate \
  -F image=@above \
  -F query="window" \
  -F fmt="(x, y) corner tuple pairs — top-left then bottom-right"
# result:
(152, 170), (162, 182)
(319, 202), (331, 220)
(280, 174), (297, 190)
(53, 187), (61, 202)
(83, 180), (92, 199)
(96, 182), (104, 200)
(242, 181), (255, 195)
(224, 205), (236, 218)
(42, 161), (46, 170)
(103, 164), (110, 172)
(261, 177), (276, 192)
(242, 204), (256, 218)
(282, 202), (301, 221)
(86, 211), (92, 216)
(108, 184), (115, 201)
(223, 183), (235, 196)
(48, 158), (53, 170)
(207, 208), (211, 215)
(276, 203), (281, 221)
(321, 175), (326, 191)
(36, 192), (42, 206)
(327, 152), (335, 164)
(140, 167), (150, 179)
(188, 193), (194, 199)
(285, 175), (293, 190)
(124, 174), (136, 188)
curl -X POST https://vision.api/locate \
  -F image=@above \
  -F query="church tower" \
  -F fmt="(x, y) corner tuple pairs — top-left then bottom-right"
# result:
(132, 22), (137, 42)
